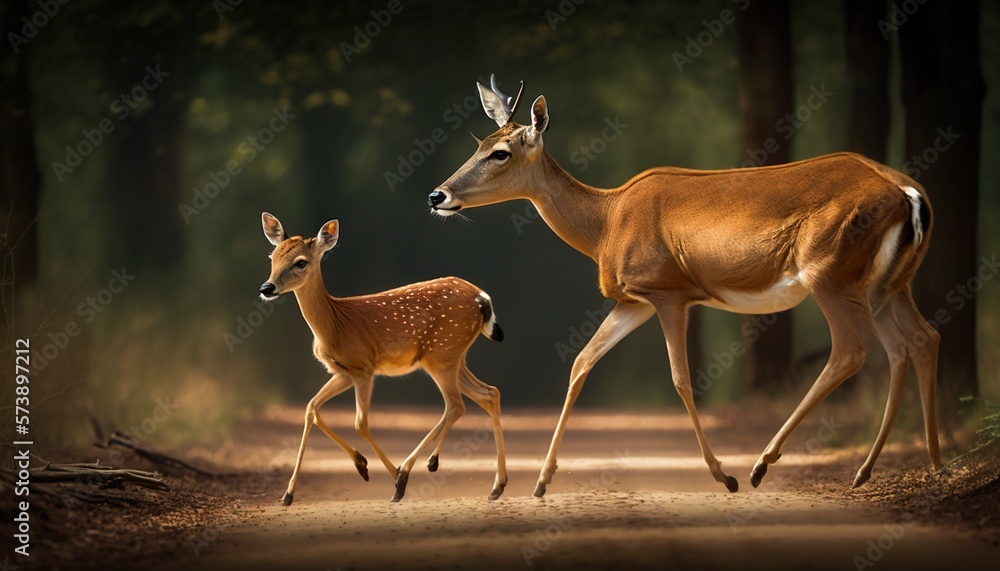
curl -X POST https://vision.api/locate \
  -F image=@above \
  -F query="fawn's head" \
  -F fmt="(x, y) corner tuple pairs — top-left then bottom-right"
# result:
(259, 212), (338, 301)
(429, 74), (550, 216)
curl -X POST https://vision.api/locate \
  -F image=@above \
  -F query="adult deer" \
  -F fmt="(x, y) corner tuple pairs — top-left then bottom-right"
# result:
(259, 213), (508, 504)
(430, 75), (940, 495)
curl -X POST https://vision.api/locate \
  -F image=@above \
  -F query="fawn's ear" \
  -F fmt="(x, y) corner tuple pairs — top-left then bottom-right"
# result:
(316, 220), (339, 253)
(262, 212), (287, 246)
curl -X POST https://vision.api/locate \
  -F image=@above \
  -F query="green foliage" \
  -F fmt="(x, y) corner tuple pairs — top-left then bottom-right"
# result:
(960, 396), (1000, 451)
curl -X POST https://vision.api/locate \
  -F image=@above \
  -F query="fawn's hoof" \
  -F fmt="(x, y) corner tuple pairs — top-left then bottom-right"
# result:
(532, 482), (547, 498)
(281, 491), (293, 506)
(724, 475), (739, 493)
(427, 454), (439, 473)
(355, 452), (370, 482)
(488, 484), (506, 501)
(391, 471), (409, 503)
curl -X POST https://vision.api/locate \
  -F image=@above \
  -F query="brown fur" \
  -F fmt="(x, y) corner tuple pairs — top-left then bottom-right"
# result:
(261, 214), (508, 504)
(434, 104), (940, 495)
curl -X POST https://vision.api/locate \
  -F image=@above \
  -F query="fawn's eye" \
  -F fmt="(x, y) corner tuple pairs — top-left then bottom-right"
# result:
(490, 150), (511, 161)
(294, 259), (308, 269)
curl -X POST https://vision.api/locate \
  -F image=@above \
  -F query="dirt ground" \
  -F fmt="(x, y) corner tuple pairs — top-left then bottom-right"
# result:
(4, 403), (999, 571)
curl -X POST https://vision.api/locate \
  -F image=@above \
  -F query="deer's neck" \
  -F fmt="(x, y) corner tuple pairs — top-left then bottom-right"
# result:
(526, 151), (614, 260)
(292, 273), (343, 345)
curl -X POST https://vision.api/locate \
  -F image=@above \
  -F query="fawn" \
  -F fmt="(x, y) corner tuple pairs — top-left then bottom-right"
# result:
(259, 212), (507, 505)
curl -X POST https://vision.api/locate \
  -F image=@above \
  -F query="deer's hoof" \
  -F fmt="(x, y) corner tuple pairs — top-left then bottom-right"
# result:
(852, 469), (871, 488)
(750, 463), (768, 488)
(724, 475), (739, 493)
(488, 484), (505, 501)
(391, 471), (409, 503)
(281, 491), (293, 507)
(355, 453), (369, 482)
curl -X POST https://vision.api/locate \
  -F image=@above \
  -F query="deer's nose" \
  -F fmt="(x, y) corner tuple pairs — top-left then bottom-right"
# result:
(428, 190), (447, 207)
(259, 282), (276, 297)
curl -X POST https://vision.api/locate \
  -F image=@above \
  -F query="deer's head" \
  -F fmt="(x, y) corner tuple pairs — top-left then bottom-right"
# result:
(430, 74), (550, 216)
(259, 212), (339, 300)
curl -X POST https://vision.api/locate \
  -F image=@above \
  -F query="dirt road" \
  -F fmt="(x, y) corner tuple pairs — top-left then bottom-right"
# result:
(150, 406), (998, 571)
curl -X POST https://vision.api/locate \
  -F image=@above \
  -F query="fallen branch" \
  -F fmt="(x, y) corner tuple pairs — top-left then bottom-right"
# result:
(1, 460), (169, 492)
(91, 417), (218, 477)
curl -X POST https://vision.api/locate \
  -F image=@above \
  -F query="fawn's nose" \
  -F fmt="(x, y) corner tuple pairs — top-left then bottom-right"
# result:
(428, 190), (447, 207)
(259, 282), (276, 297)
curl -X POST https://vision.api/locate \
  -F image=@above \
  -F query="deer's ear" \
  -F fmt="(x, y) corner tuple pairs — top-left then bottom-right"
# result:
(478, 81), (509, 127)
(316, 219), (339, 253)
(262, 212), (287, 246)
(525, 95), (549, 147)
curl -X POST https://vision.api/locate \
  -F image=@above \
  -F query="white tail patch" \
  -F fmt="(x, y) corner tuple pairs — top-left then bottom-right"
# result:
(872, 222), (904, 285)
(478, 291), (499, 338)
(901, 186), (924, 247)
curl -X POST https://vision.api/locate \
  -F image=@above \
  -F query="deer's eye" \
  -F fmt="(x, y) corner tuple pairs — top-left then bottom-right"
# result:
(489, 150), (511, 161)
(294, 260), (308, 269)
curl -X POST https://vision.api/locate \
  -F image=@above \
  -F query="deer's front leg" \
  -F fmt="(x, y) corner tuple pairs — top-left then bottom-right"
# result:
(283, 374), (361, 506)
(353, 376), (399, 480)
(652, 299), (738, 493)
(533, 301), (656, 497)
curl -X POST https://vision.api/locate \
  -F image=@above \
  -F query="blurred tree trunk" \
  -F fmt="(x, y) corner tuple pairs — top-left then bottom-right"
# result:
(736, 0), (795, 391)
(899, 1), (983, 400)
(106, 52), (191, 271)
(845, 0), (889, 162)
(0, 0), (42, 295)
(301, 105), (343, 214)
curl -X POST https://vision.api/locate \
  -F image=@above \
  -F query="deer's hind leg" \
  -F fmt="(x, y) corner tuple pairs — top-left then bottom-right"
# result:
(455, 363), (508, 500)
(391, 366), (466, 502)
